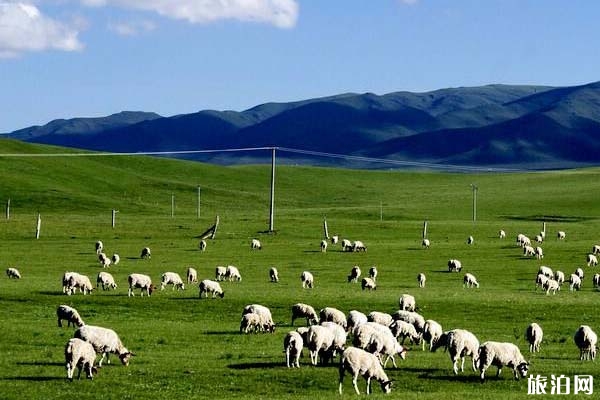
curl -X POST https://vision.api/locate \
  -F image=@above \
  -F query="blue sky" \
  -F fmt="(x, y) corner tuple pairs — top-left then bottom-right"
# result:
(1, 0), (599, 133)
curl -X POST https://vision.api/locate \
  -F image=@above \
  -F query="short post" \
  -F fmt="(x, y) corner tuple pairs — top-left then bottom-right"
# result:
(323, 218), (329, 239)
(542, 222), (546, 236)
(35, 213), (41, 239)
(268, 147), (276, 232)
(171, 194), (175, 218)
(6, 198), (10, 220)
(112, 209), (119, 228)
(380, 201), (383, 222)
(197, 185), (201, 220)
(423, 220), (428, 239)
(470, 184), (478, 223)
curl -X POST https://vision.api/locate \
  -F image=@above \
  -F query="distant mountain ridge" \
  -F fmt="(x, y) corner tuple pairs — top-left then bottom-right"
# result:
(5, 82), (600, 169)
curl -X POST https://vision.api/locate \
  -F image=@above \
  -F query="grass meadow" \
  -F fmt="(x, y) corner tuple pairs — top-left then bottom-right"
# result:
(0, 140), (599, 399)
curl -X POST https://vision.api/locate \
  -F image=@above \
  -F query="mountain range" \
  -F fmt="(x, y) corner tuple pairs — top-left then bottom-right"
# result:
(5, 81), (600, 170)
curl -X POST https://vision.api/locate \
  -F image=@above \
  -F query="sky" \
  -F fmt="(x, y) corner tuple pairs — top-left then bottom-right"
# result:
(1, 0), (599, 133)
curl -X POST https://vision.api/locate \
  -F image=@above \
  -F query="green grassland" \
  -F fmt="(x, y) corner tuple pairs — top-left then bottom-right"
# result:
(0, 139), (599, 399)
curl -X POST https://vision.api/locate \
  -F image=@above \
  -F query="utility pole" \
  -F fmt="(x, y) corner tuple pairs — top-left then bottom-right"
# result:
(269, 147), (276, 232)
(197, 185), (201, 220)
(471, 184), (478, 223)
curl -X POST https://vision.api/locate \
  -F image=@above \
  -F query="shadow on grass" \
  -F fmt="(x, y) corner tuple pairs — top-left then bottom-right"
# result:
(17, 361), (64, 367)
(228, 361), (284, 370)
(203, 330), (243, 335)
(38, 291), (66, 296)
(1, 376), (65, 381)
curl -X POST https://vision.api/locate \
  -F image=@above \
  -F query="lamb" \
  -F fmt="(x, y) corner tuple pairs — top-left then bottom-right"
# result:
(65, 338), (97, 381)
(338, 347), (392, 395)
(348, 265), (361, 283)
(347, 310), (368, 332)
(225, 265), (242, 282)
(398, 294), (416, 311)
(96, 271), (117, 291)
(215, 266), (227, 281)
(575, 267), (584, 279)
(368, 266), (378, 281)
(535, 274), (548, 291)
(478, 341), (529, 382)
(365, 326), (408, 368)
(140, 247), (151, 259)
(535, 246), (544, 260)
(467, 235), (474, 245)
(448, 259), (462, 272)
(301, 270), (314, 289)
(535, 234), (543, 243)
(306, 325), (336, 365)
(198, 279), (224, 298)
(367, 311), (393, 327)
(593, 273), (600, 288)
(538, 265), (553, 279)
(431, 328), (480, 375)
(554, 270), (565, 286)
(352, 240), (367, 252)
(95, 240), (103, 255)
(283, 331), (303, 368)
(499, 230), (506, 239)
(422, 319), (443, 351)
(543, 279), (560, 295)
(57, 304), (85, 328)
(341, 239), (353, 252)
(587, 254), (598, 267)
(463, 273), (479, 288)
(111, 253), (120, 266)
(199, 239), (207, 251)
(331, 235), (339, 244)
(361, 277), (376, 291)
(574, 325), (597, 361)
(269, 266), (279, 283)
(242, 304), (274, 333)
(569, 274), (582, 291)
(6, 267), (21, 279)
(239, 312), (262, 333)
(392, 310), (425, 333)
(525, 323), (543, 353)
(422, 238), (430, 248)
(250, 238), (262, 250)
(557, 231), (566, 240)
(67, 273), (94, 295)
(186, 267), (198, 284)
(523, 245), (536, 257)
(320, 240), (328, 252)
(98, 252), (111, 268)
(74, 325), (133, 367)
(417, 272), (426, 288)
(127, 273), (155, 297)
(593, 244), (600, 255)
(319, 306), (347, 329)
(291, 303), (318, 326)
(390, 320), (421, 345)
(160, 272), (185, 291)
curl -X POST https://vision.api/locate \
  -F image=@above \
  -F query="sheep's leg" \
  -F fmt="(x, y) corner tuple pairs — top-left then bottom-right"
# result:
(366, 376), (372, 395)
(66, 362), (74, 381)
(460, 356), (465, 372)
(285, 349), (290, 368)
(496, 367), (502, 377)
(351, 373), (361, 395)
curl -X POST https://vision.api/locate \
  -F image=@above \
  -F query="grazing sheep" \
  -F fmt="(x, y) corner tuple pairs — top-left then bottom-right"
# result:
(478, 341), (529, 382)
(390, 320), (422, 345)
(535, 234), (543, 244)
(95, 240), (103, 255)
(250, 238), (262, 250)
(448, 259), (462, 272)
(574, 325), (597, 361)
(463, 273), (479, 288)
(398, 294), (416, 312)
(6, 267), (21, 279)
(242, 304), (275, 333)
(543, 279), (560, 295)
(186, 267), (198, 284)
(291, 303), (318, 326)
(592, 244), (600, 255)
(422, 319), (443, 351)
(341, 239), (353, 252)
(225, 265), (242, 282)
(593, 273), (600, 288)
(367, 311), (393, 327)
(535, 246), (544, 260)
(347, 310), (368, 332)
(535, 274), (549, 291)
(331, 235), (339, 244)
(557, 231), (566, 240)
(269, 266), (279, 283)
(352, 240), (367, 252)
(569, 274), (582, 291)
(467, 236), (474, 245)
(499, 230), (506, 239)
(320, 321), (348, 357)
(523, 245), (536, 257)
(575, 267), (584, 280)
(111, 253), (120, 266)
(352, 322), (389, 349)
(538, 265), (553, 279)
(338, 347), (392, 395)
(368, 266), (378, 281)
(239, 312), (262, 334)
(365, 326), (407, 368)
(361, 277), (376, 291)
(284, 331), (303, 368)
(198, 279), (224, 298)
(319, 307), (347, 329)
(431, 328), (480, 375)
(320, 240), (328, 252)
(62, 272), (75, 294)
(392, 310), (425, 333)
(417, 273), (426, 288)
(65, 338), (97, 381)
(96, 271), (117, 291)
(98, 252), (111, 268)
(199, 240), (207, 252)
(554, 270), (565, 286)
(422, 238), (430, 249)
(516, 233), (531, 247)
(127, 273), (155, 297)
(57, 305), (85, 328)
(74, 325), (133, 367)
(348, 265), (361, 283)
(67, 273), (94, 296)
(525, 323), (543, 353)
(215, 266), (227, 281)
(306, 325), (336, 365)
(140, 247), (151, 259)
(301, 271), (314, 289)
(160, 272), (185, 291)
(587, 254), (598, 267)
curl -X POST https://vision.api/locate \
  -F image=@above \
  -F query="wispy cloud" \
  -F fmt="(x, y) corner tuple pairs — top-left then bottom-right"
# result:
(108, 19), (156, 36)
(82, 0), (299, 29)
(0, 2), (83, 58)
(399, 0), (419, 5)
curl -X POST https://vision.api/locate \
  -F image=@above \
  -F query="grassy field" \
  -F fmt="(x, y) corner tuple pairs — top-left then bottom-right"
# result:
(0, 139), (599, 399)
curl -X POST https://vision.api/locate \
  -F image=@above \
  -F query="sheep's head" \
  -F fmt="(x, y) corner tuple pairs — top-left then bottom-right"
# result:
(380, 380), (392, 394)
(119, 351), (134, 366)
(148, 284), (157, 295)
(516, 362), (529, 379)
(219, 291), (225, 298)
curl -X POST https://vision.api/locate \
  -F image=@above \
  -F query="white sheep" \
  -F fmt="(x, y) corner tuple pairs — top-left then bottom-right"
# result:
(306, 325), (336, 365)
(463, 273), (479, 288)
(392, 310), (425, 333)
(538, 265), (553, 279)
(127, 273), (155, 297)
(352, 322), (390, 349)
(269, 266), (279, 283)
(291, 303), (318, 326)
(242, 304), (275, 333)
(225, 265), (242, 282)
(74, 325), (133, 367)
(338, 347), (392, 395)
(284, 331), (303, 368)
(554, 270), (565, 286)
(478, 341), (529, 382)
(390, 320), (422, 345)
(593, 273), (600, 288)
(95, 240), (103, 255)
(574, 325), (597, 361)
(352, 240), (367, 252)
(592, 244), (600, 255)
(347, 310), (368, 332)
(341, 239), (353, 252)
(65, 338), (97, 381)
(417, 273), (426, 288)
(587, 254), (598, 267)
(215, 266), (227, 281)
(523, 245), (536, 257)
(199, 239), (207, 251)
(186, 267), (198, 284)
(320, 240), (328, 252)
(348, 265), (361, 283)
(160, 272), (185, 291)
(557, 231), (566, 240)
(499, 230), (506, 239)
(140, 247), (151, 259)
(57, 304), (85, 328)
(431, 328), (480, 375)
(525, 323), (543, 353)
(543, 279), (560, 295)
(361, 277), (376, 291)
(198, 279), (224, 298)
(467, 235), (474, 245)
(250, 238), (262, 250)
(398, 294), (416, 311)
(96, 271), (117, 291)
(111, 253), (120, 266)
(535, 246), (544, 260)
(301, 271), (314, 289)
(368, 266), (378, 281)
(516, 233), (531, 247)
(331, 235), (339, 244)
(575, 267), (584, 279)
(6, 267), (21, 279)
(62, 272), (75, 294)
(320, 321), (348, 357)
(422, 238), (430, 249)
(239, 312), (262, 333)
(535, 274), (549, 291)
(448, 259), (462, 272)
(319, 307), (347, 329)
(98, 252), (111, 268)
(67, 273), (94, 295)
(422, 319), (443, 351)
(366, 328), (408, 368)
(367, 311), (393, 327)
(569, 274), (582, 291)
(535, 234), (543, 243)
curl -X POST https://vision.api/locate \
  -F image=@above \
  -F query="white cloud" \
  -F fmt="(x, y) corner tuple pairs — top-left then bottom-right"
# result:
(109, 19), (156, 36)
(0, 2), (83, 58)
(399, 0), (419, 5)
(82, 0), (299, 29)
